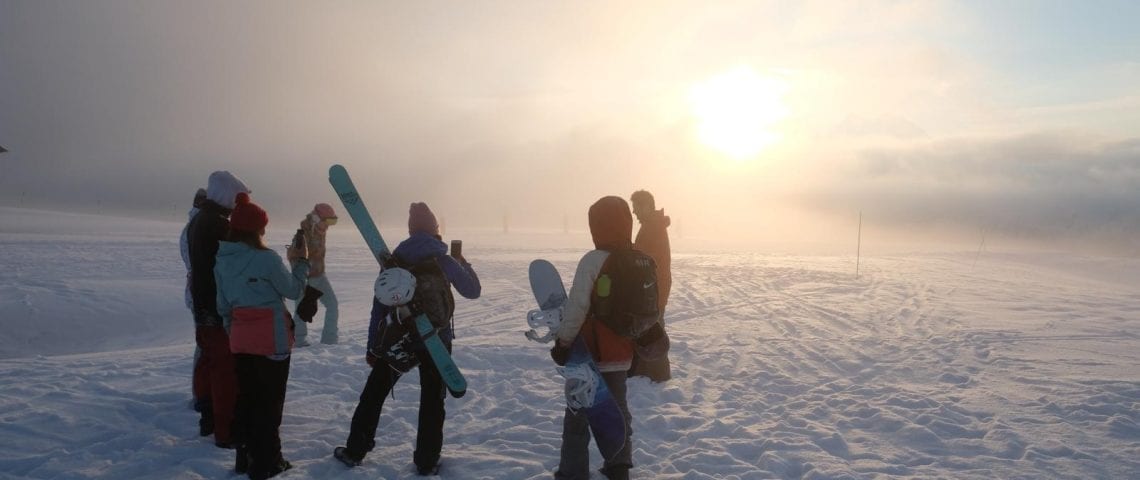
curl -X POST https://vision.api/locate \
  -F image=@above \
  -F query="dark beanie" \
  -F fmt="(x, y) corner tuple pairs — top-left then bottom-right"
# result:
(192, 188), (207, 208)
(408, 202), (439, 235)
(229, 192), (269, 233)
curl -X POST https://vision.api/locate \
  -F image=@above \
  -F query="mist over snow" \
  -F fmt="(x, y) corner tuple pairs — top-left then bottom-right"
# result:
(1, 208), (1139, 479)
(2, 2), (1140, 475)
(791, 132), (1140, 256)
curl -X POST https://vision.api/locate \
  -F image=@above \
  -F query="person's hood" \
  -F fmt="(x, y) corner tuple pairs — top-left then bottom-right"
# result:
(589, 196), (633, 251)
(393, 232), (447, 264)
(215, 241), (260, 278)
(641, 208), (671, 229)
(206, 171), (250, 210)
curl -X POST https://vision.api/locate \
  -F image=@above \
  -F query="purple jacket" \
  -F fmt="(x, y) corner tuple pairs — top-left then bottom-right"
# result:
(367, 233), (481, 350)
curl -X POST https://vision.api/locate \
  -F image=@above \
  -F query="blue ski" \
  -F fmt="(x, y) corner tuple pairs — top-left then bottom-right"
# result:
(329, 164), (467, 398)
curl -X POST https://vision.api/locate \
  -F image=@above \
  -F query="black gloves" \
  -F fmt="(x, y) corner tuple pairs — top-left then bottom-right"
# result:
(296, 286), (324, 323)
(550, 341), (571, 366)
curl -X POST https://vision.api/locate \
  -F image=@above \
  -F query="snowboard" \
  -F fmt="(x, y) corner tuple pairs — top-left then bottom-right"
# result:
(329, 164), (467, 398)
(526, 259), (627, 462)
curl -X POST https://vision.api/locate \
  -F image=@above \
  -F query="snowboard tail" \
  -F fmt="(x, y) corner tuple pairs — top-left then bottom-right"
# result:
(411, 310), (466, 397)
(329, 164), (467, 398)
(565, 336), (626, 460)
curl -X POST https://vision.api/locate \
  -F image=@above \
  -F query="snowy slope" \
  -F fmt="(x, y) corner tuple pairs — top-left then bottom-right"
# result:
(1, 208), (1138, 479)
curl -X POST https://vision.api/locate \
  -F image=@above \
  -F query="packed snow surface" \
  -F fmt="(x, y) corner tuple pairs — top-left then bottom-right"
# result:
(1, 207), (1138, 479)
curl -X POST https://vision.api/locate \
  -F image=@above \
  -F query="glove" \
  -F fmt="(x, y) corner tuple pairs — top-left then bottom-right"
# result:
(550, 341), (571, 366)
(296, 286), (323, 323)
(366, 352), (379, 368)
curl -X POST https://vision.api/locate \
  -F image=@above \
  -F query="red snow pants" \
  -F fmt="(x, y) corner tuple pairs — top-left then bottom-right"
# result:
(195, 325), (237, 444)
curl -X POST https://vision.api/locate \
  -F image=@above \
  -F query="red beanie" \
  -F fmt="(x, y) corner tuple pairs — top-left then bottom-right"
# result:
(408, 202), (439, 235)
(229, 192), (269, 233)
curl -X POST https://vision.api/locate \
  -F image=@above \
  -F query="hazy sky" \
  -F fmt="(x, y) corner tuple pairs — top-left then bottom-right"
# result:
(2, 0), (1138, 251)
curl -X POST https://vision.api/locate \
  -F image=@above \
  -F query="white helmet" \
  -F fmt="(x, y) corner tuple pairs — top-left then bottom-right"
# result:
(374, 267), (416, 306)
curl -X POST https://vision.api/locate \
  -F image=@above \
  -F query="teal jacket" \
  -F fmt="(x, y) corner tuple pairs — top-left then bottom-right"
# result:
(214, 241), (310, 357)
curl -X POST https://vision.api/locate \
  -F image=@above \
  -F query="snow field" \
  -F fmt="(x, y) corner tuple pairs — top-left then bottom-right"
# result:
(1, 209), (1138, 479)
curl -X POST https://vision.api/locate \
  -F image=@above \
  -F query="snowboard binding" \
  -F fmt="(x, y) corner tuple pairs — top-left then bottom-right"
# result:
(558, 362), (600, 411)
(524, 307), (563, 344)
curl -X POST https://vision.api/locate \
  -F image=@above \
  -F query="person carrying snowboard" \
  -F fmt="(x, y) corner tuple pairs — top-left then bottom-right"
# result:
(334, 202), (480, 475)
(550, 196), (637, 480)
(215, 193), (309, 479)
(293, 203), (339, 346)
(627, 189), (672, 382)
(187, 170), (249, 447)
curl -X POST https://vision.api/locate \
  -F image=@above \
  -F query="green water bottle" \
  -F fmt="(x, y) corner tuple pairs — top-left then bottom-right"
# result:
(596, 274), (612, 297)
(596, 273), (612, 317)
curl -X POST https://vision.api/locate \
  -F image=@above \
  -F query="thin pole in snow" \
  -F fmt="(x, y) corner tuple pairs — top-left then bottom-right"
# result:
(972, 228), (987, 269)
(856, 211), (862, 279)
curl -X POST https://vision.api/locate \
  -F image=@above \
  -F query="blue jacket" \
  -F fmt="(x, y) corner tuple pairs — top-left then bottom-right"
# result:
(215, 241), (310, 357)
(367, 233), (481, 351)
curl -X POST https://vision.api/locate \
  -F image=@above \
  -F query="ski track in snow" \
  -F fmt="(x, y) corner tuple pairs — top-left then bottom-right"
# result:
(1, 212), (1139, 479)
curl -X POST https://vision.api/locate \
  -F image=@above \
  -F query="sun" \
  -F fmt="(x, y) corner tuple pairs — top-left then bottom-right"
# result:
(689, 66), (790, 160)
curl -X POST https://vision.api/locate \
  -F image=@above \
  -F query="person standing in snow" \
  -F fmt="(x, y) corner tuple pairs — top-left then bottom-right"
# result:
(181, 187), (207, 411)
(215, 193), (309, 479)
(627, 189), (672, 382)
(333, 202), (480, 476)
(293, 203), (339, 346)
(550, 196), (637, 480)
(187, 170), (249, 447)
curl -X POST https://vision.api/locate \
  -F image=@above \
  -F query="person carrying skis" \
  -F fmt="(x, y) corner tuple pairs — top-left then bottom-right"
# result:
(215, 192), (309, 479)
(180, 187), (207, 411)
(333, 202), (480, 476)
(550, 196), (637, 480)
(187, 170), (249, 447)
(293, 203), (339, 346)
(627, 189), (672, 382)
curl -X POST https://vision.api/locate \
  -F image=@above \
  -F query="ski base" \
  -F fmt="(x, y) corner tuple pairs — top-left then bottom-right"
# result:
(413, 313), (466, 397)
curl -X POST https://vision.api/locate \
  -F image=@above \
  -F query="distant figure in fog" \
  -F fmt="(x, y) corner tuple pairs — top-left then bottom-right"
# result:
(628, 189), (672, 382)
(293, 203), (339, 346)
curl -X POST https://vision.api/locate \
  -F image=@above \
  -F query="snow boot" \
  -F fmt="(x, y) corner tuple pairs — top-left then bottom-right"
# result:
(249, 458), (291, 480)
(235, 446), (250, 474)
(416, 462), (441, 476)
(333, 446), (362, 467)
(601, 466), (630, 480)
(198, 410), (214, 437)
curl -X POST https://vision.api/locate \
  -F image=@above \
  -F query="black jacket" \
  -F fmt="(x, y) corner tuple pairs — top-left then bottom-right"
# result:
(187, 199), (232, 326)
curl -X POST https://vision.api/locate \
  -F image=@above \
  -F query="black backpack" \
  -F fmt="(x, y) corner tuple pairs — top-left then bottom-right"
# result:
(371, 255), (455, 373)
(590, 248), (660, 339)
(385, 255), (455, 330)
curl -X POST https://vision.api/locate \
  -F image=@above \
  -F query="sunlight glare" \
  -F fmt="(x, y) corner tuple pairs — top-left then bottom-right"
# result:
(689, 66), (790, 160)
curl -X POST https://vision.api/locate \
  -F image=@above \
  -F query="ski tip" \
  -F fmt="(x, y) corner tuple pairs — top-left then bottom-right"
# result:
(449, 389), (467, 398)
(329, 164), (346, 176)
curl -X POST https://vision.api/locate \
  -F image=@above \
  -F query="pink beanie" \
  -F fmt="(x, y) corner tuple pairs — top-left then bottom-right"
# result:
(408, 202), (439, 236)
(313, 203), (337, 220)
